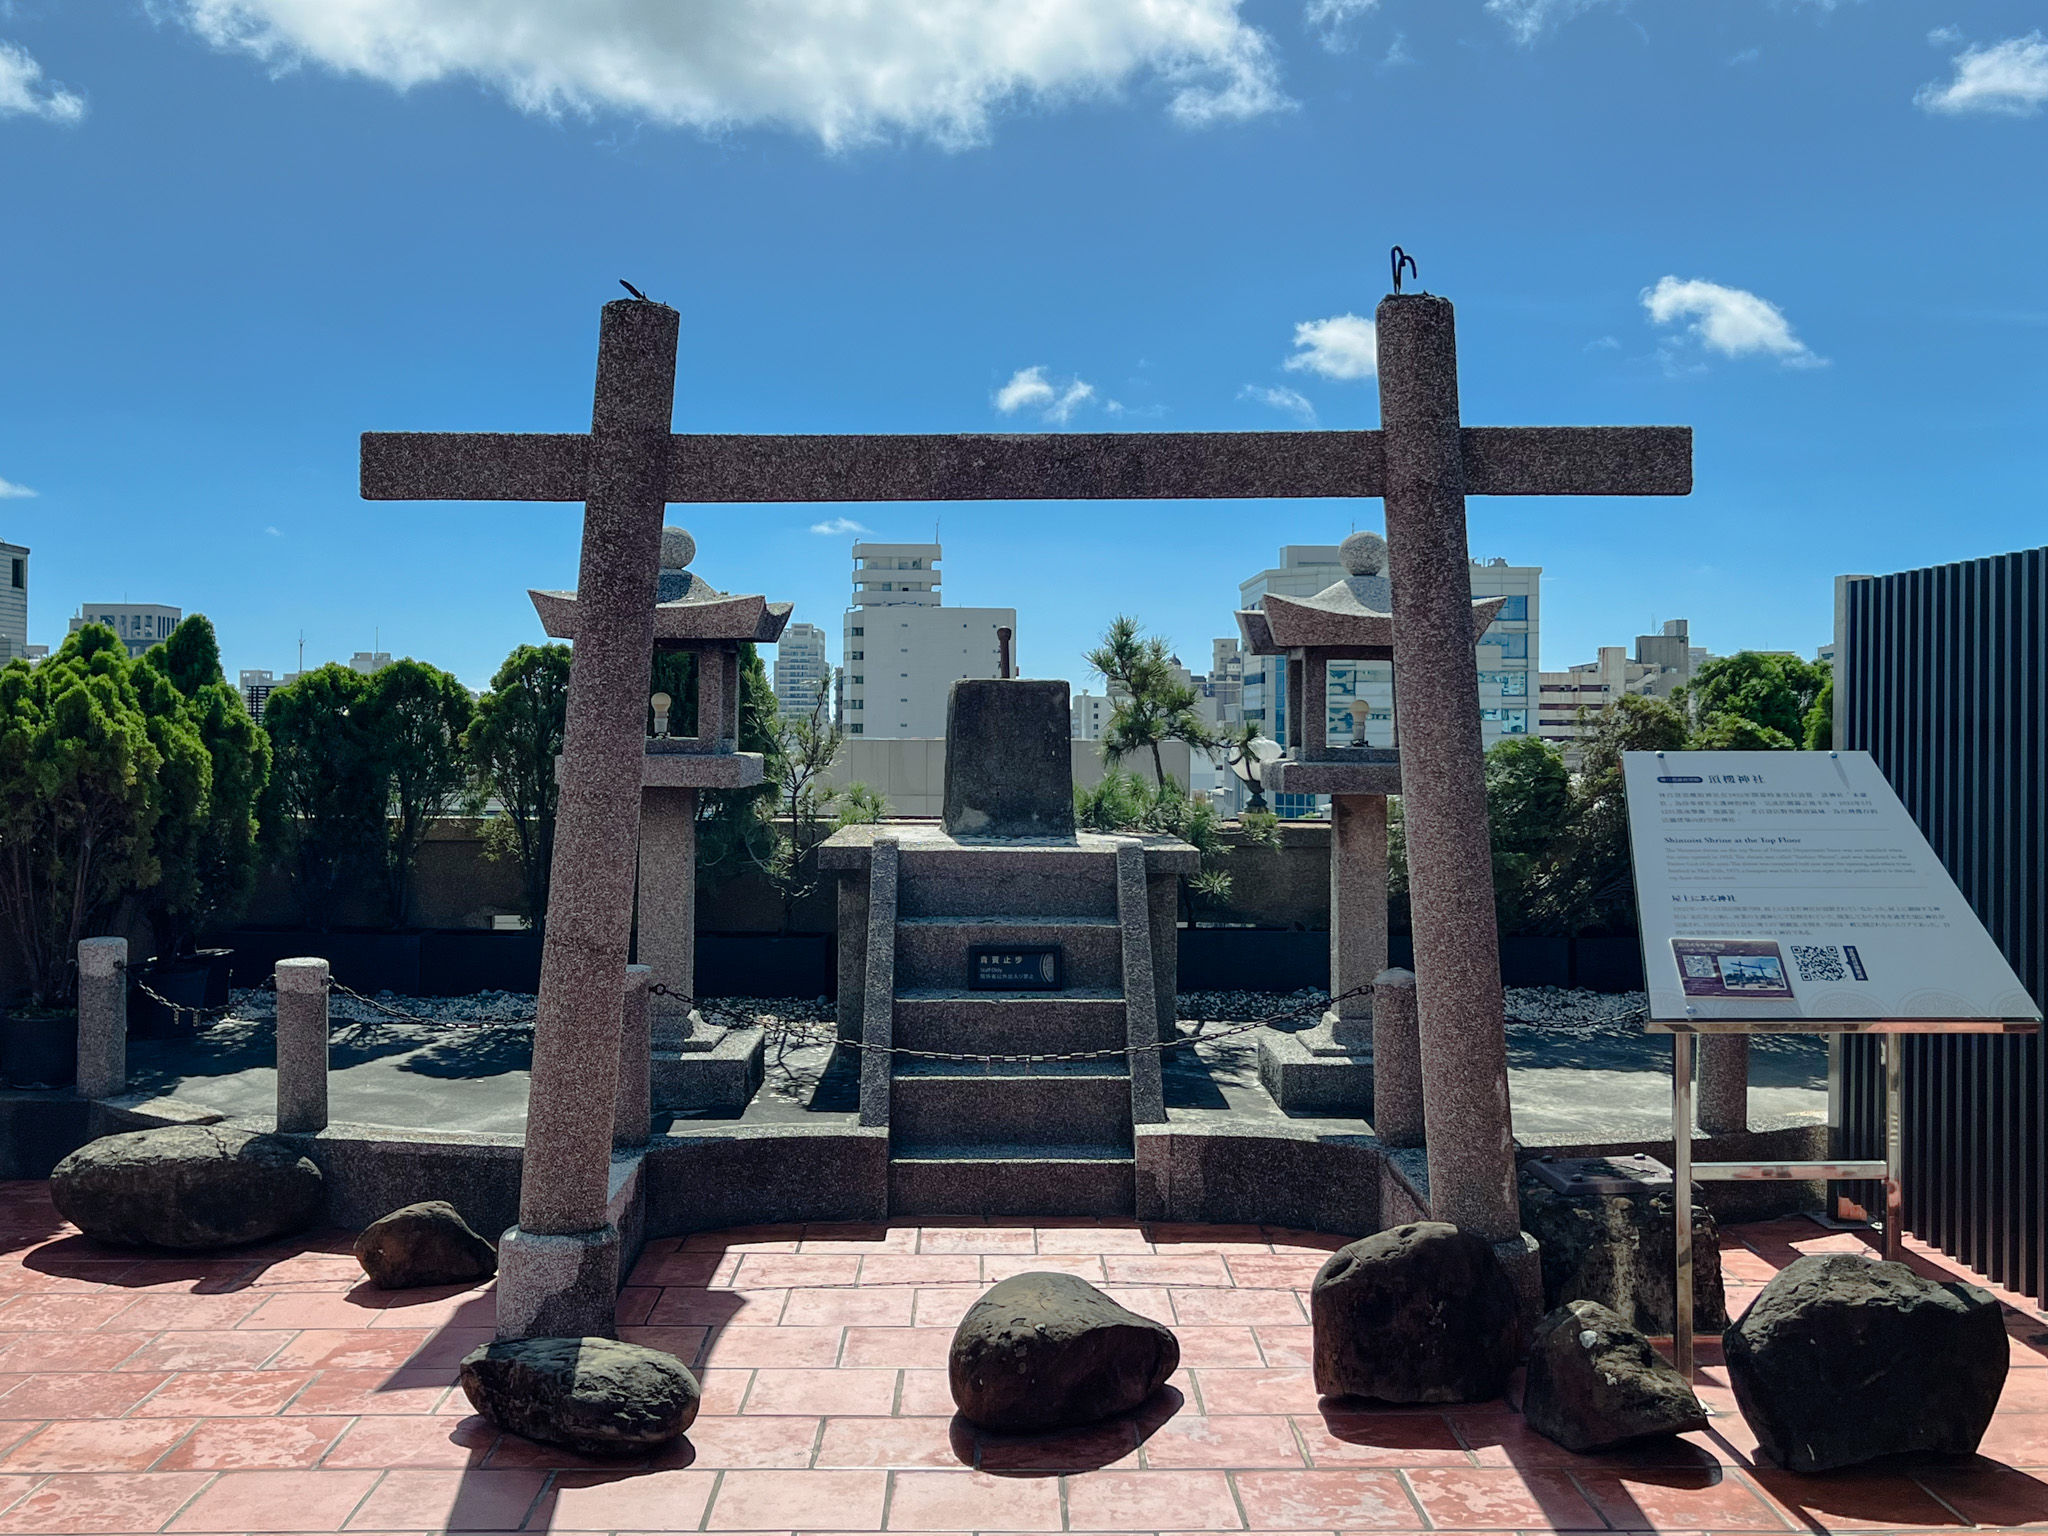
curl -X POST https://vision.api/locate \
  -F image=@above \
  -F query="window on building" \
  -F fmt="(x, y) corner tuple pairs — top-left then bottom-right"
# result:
(849, 699), (863, 709)
(1498, 709), (1530, 733)
(1488, 633), (1529, 659)
(850, 723), (863, 734)
(9, 560), (20, 590)
(1493, 595), (1529, 621)
(851, 627), (864, 636)
(851, 676), (863, 684)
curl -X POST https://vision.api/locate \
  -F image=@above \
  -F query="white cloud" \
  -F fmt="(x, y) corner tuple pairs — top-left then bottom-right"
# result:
(1283, 314), (1377, 381)
(0, 40), (85, 124)
(1641, 276), (1824, 367)
(1304, 0), (1376, 51)
(810, 516), (872, 536)
(170, 0), (1285, 148)
(1483, 0), (1615, 46)
(265, 525), (283, 536)
(0, 476), (36, 499)
(1917, 32), (2048, 117)
(1239, 384), (1317, 424)
(994, 366), (1095, 424)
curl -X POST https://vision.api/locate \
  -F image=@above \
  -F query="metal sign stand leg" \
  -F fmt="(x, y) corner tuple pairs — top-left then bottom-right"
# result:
(1883, 1032), (1903, 1263)
(1672, 1032), (1694, 1380)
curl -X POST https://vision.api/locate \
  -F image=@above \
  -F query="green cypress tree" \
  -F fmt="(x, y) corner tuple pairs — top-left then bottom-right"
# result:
(0, 627), (163, 1005)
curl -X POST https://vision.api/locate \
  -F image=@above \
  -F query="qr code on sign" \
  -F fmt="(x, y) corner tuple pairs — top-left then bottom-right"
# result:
(1791, 945), (1847, 982)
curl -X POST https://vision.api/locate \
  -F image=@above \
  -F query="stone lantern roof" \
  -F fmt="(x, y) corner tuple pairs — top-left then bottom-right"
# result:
(530, 527), (794, 644)
(1236, 531), (1504, 657)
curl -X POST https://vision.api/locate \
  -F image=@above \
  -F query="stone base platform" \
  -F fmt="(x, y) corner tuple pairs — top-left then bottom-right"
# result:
(651, 1024), (765, 1115)
(1255, 1023), (1373, 1116)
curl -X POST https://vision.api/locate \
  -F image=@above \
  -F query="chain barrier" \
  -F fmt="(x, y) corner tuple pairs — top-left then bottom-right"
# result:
(734, 986), (1374, 1068)
(115, 959), (1636, 1051)
(119, 961), (254, 1034)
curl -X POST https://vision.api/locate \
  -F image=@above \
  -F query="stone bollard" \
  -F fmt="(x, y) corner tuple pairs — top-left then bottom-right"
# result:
(1697, 1036), (1749, 1136)
(615, 965), (652, 1149)
(1371, 967), (1424, 1147)
(76, 938), (129, 1100)
(274, 958), (331, 1134)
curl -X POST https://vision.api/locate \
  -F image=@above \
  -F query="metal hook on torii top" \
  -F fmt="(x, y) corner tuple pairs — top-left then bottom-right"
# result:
(1390, 246), (1418, 295)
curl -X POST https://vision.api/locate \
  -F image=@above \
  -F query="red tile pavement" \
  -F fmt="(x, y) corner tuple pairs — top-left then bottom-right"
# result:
(0, 1183), (2045, 1529)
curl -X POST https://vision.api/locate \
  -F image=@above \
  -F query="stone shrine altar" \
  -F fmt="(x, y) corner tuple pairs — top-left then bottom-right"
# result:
(819, 677), (1197, 1216)
(531, 524), (783, 1114)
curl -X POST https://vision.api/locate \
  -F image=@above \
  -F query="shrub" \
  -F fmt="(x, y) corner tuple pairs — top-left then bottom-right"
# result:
(138, 616), (270, 956)
(0, 627), (163, 1005)
(466, 643), (571, 934)
(260, 665), (384, 930)
(362, 659), (474, 927)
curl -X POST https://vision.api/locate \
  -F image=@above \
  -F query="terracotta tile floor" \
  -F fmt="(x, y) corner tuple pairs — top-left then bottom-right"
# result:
(0, 1184), (2043, 1532)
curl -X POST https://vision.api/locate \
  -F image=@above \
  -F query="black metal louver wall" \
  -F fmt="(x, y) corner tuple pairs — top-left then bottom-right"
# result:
(1838, 546), (2048, 1299)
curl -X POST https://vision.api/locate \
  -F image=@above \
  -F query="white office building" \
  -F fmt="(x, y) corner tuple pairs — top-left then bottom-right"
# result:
(0, 541), (26, 663)
(841, 542), (1016, 739)
(1235, 544), (1541, 816)
(70, 602), (181, 659)
(238, 669), (308, 722)
(1537, 618), (1712, 766)
(773, 622), (831, 721)
(1072, 691), (1112, 740)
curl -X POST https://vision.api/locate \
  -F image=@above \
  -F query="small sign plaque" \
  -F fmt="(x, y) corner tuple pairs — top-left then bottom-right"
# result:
(970, 945), (1064, 992)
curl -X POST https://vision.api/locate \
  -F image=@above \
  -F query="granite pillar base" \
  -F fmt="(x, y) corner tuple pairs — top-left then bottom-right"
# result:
(75, 938), (127, 1102)
(495, 1224), (622, 1341)
(1256, 1026), (1372, 1116)
(1494, 1230), (1545, 1345)
(651, 1026), (766, 1115)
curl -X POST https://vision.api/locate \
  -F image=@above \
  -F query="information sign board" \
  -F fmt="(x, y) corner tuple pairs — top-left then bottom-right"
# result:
(1623, 750), (2040, 1023)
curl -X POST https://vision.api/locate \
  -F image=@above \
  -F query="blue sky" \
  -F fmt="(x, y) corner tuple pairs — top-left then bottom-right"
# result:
(1, 0), (2043, 693)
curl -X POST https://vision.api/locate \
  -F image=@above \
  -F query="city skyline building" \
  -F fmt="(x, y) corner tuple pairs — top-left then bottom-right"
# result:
(0, 540), (26, 663)
(237, 668), (307, 721)
(1071, 690), (1111, 740)
(840, 541), (1016, 738)
(1536, 618), (1713, 765)
(69, 602), (182, 659)
(773, 621), (831, 720)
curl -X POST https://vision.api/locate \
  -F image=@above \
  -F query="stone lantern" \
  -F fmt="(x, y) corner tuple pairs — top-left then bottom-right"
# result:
(531, 525), (793, 1113)
(1237, 530), (1506, 1122)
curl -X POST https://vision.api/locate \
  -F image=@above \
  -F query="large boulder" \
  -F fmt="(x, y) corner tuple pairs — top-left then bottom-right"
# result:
(1519, 1169), (1727, 1333)
(51, 1125), (323, 1249)
(1312, 1222), (1519, 1404)
(460, 1337), (700, 1455)
(1522, 1300), (1708, 1453)
(355, 1201), (497, 1290)
(950, 1271), (1179, 1432)
(1725, 1252), (2007, 1472)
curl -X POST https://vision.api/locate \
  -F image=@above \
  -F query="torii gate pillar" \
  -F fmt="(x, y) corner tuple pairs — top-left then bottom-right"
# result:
(1379, 294), (1537, 1301)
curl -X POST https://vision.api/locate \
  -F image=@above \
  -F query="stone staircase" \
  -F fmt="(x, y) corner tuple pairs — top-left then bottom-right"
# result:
(841, 834), (1190, 1218)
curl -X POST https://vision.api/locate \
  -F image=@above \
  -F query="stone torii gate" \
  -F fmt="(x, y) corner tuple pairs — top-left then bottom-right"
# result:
(362, 288), (1691, 1337)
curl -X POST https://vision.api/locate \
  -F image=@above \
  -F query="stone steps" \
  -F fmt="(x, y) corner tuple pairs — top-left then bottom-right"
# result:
(892, 990), (1127, 1057)
(877, 842), (1145, 1220)
(895, 847), (1118, 919)
(894, 916), (1121, 990)
(888, 1147), (1136, 1218)
(888, 1060), (1133, 1153)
